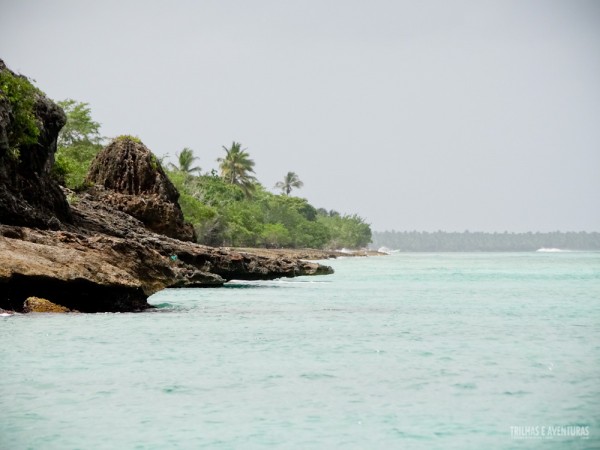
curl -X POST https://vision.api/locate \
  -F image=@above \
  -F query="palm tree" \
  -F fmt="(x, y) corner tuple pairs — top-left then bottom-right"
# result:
(217, 142), (257, 196)
(169, 147), (201, 174)
(275, 171), (303, 196)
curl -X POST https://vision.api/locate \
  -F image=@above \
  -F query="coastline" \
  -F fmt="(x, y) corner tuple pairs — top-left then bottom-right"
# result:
(230, 247), (388, 260)
(0, 60), (335, 313)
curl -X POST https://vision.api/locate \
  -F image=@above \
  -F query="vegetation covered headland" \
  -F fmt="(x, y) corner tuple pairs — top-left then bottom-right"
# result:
(0, 59), (339, 314)
(53, 101), (372, 251)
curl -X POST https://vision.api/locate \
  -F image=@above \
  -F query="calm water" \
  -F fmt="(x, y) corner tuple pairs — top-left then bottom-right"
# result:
(1, 252), (599, 449)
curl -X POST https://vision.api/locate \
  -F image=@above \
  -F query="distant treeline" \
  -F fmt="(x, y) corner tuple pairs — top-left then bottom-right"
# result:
(371, 231), (600, 252)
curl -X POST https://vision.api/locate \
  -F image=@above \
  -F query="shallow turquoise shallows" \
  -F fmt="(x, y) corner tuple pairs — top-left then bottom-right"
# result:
(2, 252), (599, 449)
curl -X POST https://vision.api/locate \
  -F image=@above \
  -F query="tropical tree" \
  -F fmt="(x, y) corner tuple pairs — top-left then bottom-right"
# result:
(57, 99), (102, 147)
(217, 141), (257, 196)
(275, 171), (303, 196)
(169, 147), (201, 175)
(317, 212), (372, 249)
(53, 99), (104, 189)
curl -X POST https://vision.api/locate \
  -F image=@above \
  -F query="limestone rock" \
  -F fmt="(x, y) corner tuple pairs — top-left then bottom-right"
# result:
(23, 297), (71, 313)
(0, 229), (153, 312)
(86, 137), (194, 241)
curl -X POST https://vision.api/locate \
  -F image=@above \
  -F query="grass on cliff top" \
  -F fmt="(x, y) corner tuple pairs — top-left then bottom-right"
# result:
(113, 135), (142, 144)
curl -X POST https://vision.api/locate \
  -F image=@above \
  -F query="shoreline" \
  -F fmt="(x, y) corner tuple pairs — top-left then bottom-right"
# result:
(230, 247), (388, 260)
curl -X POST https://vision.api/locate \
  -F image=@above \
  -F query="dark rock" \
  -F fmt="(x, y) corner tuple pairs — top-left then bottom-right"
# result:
(86, 137), (194, 241)
(0, 59), (71, 228)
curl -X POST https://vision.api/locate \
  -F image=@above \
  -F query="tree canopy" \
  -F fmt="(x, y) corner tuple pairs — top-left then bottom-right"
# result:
(169, 170), (371, 249)
(217, 142), (257, 197)
(275, 171), (303, 196)
(53, 99), (104, 189)
(169, 147), (201, 175)
(56, 99), (102, 147)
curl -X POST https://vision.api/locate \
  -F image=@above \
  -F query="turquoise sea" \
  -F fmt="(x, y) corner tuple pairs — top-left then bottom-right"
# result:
(1, 252), (599, 449)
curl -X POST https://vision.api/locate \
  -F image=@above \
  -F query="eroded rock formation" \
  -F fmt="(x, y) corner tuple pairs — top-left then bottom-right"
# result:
(86, 137), (195, 241)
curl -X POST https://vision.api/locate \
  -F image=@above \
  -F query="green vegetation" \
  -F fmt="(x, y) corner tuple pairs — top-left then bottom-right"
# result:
(0, 69), (40, 155)
(318, 211), (373, 249)
(114, 134), (141, 143)
(52, 100), (372, 249)
(275, 171), (303, 196)
(372, 230), (600, 251)
(65, 192), (80, 205)
(53, 99), (103, 189)
(169, 170), (370, 249)
(57, 99), (102, 147)
(217, 142), (257, 197)
(169, 147), (201, 174)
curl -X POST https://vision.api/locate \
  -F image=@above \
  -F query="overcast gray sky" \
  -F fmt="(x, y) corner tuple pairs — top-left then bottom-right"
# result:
(1, 0), (599, 232)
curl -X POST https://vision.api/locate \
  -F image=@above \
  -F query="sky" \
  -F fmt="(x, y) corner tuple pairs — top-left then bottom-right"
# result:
(1, 0), (599, 232)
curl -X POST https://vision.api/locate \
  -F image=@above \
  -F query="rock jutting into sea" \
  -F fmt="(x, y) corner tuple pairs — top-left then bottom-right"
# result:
(23, 296), (73, 313)
(0, 59), (333, 313)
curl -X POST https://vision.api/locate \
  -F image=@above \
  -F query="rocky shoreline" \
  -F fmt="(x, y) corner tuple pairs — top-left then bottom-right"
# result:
(230, 247), (387, 260)
(0, 60), (333, 313)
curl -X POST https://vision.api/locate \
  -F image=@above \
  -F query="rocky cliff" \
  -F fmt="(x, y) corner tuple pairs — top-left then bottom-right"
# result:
(0, 60), (71, 229)
(0, 60), (333, 313)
